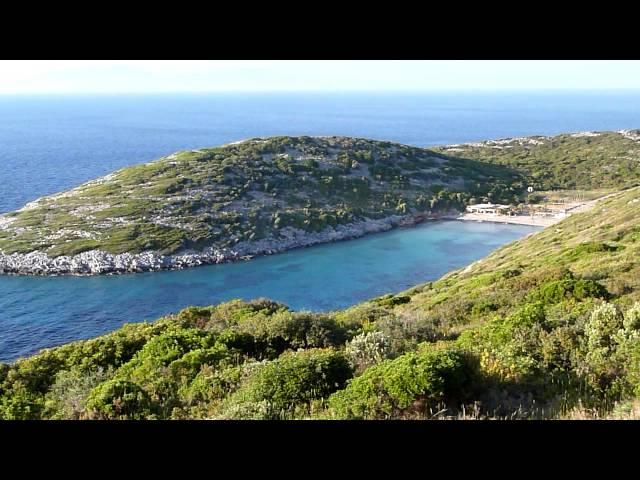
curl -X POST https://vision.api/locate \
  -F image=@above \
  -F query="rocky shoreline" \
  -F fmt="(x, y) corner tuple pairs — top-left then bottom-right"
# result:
(0, 210), (460, 276)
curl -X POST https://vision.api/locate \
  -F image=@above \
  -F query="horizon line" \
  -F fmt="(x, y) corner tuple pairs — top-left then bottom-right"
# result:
(1, 87), (640, 96)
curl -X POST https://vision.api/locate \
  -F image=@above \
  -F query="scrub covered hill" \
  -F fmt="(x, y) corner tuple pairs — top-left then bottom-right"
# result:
(434, 129), (640, 191)
(2, 186), (639, 420)
(0, 136), (522, 258)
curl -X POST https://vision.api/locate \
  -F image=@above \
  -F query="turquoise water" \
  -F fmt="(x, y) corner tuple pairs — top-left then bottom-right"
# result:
(0, 220), (539, 362)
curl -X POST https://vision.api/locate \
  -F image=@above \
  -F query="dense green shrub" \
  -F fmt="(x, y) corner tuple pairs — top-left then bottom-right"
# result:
(220, 349), (352, 419)
(0, 382), (44, 420)
(373, 294), (411, 308)
(84, 379), (154, 420)
(584, 302), (624, 353)
(457, 302), (548, 381)
(0, 320), (169, 419)
(529, 278), (610, 304)
(567, 242), (621, 260)
(333, 302), (393, 336)
(202, 298), (289, 332)
(579, 302), (640, 398)
(327, 347), (474, 419)
(623, 303), (640, 332)
(234, 311), (348, 359)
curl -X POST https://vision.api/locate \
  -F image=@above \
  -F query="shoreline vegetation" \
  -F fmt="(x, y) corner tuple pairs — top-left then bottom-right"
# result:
(2, 129), (638, 276)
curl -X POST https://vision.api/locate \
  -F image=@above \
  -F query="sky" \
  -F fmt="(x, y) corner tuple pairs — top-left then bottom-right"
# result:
(0, 60), (639, 94)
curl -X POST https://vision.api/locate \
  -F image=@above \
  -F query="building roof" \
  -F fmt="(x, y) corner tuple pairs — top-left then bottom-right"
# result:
(468, 203), (509, 209)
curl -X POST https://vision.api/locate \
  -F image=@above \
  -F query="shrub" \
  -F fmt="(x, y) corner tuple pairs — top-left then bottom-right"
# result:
(204, 299), (289, 332)
(0, 382), (44, 420)
(529, 278), (609, 305)
(457, 302), (547, 381)
(345, 331), (391, 374)
(471, 299), (499, 315)
(333, 302), (394, 336)
(373, 294), (412, 308)
(327, 347), (474, 419)
(236, 311), (347, 358)
(220, 349), (352, 419)
(375, 310), (441, 356)
(579, 302), (637, 398)
(181, 360), (267, 408)
(43, 367), (112, 419)
(623, 302), (640, 332)
(84, 379), (154, 419)
(567, 242), (621, 260)
(584, 302), (624, 352)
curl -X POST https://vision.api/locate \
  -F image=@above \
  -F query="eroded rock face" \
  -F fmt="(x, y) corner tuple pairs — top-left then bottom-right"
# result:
(0, 211), (458, 276)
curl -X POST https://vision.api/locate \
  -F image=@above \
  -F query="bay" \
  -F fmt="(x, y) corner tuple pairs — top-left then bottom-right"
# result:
(0, 220), (538, 361)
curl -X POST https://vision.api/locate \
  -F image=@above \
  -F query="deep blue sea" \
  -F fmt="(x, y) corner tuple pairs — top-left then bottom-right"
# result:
(0, 91), (638, 361)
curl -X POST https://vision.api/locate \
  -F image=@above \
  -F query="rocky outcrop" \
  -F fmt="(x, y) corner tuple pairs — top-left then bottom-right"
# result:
(0, 211), (459, 276)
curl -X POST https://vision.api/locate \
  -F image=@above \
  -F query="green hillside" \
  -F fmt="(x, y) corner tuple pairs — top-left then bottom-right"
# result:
(2, 186), (639, 419)
(0, 136), (521, 257)
(434, 130), (640, 191)
(2, 129), (639, 260)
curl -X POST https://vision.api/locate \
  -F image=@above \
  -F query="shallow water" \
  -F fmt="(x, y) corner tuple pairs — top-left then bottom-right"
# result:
(0, 220), (539, 362)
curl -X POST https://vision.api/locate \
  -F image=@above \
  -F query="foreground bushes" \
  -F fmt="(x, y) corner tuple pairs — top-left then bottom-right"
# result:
(457, 299), (640, 409)
(2, 293), (640, 420)
(327, 346), (474, 419)
(220, 349), (352, 419)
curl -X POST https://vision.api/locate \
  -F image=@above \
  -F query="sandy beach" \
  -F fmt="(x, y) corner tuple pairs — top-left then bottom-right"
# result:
(456, 212), (560, 227)
(456, 191), (622, 227)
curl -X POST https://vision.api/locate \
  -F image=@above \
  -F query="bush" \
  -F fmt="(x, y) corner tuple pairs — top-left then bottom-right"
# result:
(203, 298), (289, 332)
(567, 242), (621, 260)
(43, 367), (112, 419)
(84, 379), (154, 420)
(344, 331), (391, 374)
(584, 303), (624, 352)
(220, 349), (352, 419)
(623, 302), (640, 332)
(0, 383), (44, 420)
(579, 302), (640, 398)
(373, 294), (411, 308)
(235, 311), (347, 358)
(333, 302), (394, 336)
(457, 302), (547, 381)
(327, 347), (474, 419)
(529, 278), (609, 305)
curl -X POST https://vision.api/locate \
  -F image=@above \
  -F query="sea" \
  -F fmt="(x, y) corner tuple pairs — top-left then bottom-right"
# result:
(0, 90), (638, 361)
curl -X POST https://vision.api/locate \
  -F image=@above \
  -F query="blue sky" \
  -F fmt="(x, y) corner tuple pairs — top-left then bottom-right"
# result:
(0, 60), (639, 93)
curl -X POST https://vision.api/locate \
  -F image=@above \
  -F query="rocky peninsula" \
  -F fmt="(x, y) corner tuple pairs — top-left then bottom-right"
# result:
(2, 131), (638, 276)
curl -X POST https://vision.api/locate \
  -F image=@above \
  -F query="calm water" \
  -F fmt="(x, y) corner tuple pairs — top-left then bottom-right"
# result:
(0, 91), (638, 361)
(0, 220), (539, 362)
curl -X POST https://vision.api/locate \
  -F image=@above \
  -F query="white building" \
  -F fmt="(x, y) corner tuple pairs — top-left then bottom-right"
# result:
(466, 202), (510, 215)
